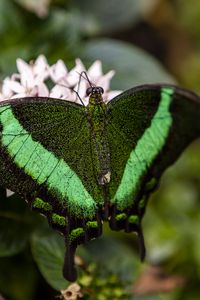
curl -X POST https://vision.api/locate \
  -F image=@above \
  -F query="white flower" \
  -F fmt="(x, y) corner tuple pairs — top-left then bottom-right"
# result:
(60, 283), (83, 300)
(0, 55), (50, 99)
(0, 55), (122, 105)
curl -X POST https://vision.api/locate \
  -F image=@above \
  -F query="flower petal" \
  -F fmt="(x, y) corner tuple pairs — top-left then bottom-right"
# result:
(50, 59), (68, 82)
(16, 58), (35, 88)
(37, 82), (49, 97)
(96, 70), (115, 91)
(87, 60), (103, 81)
(67, 58), (86, 86)
(4, 78), (26, 94)
(104, 90), (122, 102)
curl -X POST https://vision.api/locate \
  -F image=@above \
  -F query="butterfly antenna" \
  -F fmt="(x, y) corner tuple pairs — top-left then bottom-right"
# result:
(74, 71), (87, 103)
(71, 87), (85, 106)
(74, 70), (93, 104)
(76, 71), (96, 88)
(54, 82), (85, 106)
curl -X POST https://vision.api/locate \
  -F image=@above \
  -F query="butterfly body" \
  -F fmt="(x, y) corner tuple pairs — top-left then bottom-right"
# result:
(0, 84), (200, 281)
(86, 87), (111, 187)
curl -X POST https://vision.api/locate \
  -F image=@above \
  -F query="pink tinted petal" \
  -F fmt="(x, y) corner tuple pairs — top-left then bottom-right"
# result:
(50, 84), (72, 100)
(34, 55), (49, 81)
(16, 58), (32, 74)
(67, 58), (86, 86)
(6, 79), (26, 94)
(34, 55), (48, 72)
(0, 92), (11, 100)
(75, 58), (85, 71)
(20, 73), (35, 90)
(50, 60), (68, 82)
(50, 84), (64, 98)
(96, 70), (115, 91)
(88, 60), (103, 80)
(74, 79), (87, 99)
(65, 90), (77, 102)
(11, 73), (20, 81)
(104, 90), (122, 102)
(11, 93), (29, 98)
(16, 59), (35, 87)
(2, 78), (14, 97)
(37, 83), (49, 97)
(35, 71), (49, 83)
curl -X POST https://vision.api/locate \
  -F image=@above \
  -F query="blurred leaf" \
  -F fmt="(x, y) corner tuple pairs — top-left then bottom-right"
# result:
(143, 141), (200, 270)
(81, 39), (175, 90)
(31, 230), (68, 291)
(73, 0), (142, 34)
(0, 0), (23, 36)
(0, 254), (38, 300)
(0, 216), (31, 256)
(134, 296), (164, 300)
(177, 0), (200, 39)
(85, 235), (140, 282)
(0, 193), (35, 257)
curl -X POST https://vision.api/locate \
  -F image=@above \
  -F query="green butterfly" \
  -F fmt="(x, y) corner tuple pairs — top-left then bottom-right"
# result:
(0, 83), (200, 281)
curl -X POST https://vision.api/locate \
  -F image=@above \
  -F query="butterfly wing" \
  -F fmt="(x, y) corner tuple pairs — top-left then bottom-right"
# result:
(106, 85), (200, 239)
(0, 97), (103, 281)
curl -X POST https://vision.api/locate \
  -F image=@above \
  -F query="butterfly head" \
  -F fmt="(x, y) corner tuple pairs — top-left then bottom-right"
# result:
(86, 86), (104, 106)
(86, 86), (104, 97)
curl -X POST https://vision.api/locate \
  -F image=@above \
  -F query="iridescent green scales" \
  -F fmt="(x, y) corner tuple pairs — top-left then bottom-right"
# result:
(0, 104), (97, 219)
(111, 87), (173, 210)
(0, 84), (200, 282)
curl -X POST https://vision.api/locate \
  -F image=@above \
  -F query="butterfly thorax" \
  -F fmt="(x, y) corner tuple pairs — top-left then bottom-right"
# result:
(86, 89), (111, 186)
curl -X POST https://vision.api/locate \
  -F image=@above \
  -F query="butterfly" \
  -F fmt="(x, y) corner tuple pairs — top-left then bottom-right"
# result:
(0, 83), (199, 281)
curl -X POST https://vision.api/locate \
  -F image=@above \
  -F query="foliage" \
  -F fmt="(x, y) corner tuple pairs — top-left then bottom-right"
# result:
(0, 0), (200, 299)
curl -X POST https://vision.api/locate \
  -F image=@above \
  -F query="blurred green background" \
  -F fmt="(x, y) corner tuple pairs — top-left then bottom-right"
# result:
(0, 0), (200, 299)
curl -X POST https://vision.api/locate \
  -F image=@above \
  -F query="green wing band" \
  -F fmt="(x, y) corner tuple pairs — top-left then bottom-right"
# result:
(0, 105), (97, 219)
(111, 87), (174, 210)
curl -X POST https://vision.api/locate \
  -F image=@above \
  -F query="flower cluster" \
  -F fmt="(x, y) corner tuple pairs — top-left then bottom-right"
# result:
(0, 55), (121, 105)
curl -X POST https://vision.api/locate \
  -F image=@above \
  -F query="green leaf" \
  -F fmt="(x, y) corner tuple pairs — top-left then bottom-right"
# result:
(0, 194), (33, 257)
(0, 190), (44, 257)
(31, 230), (68, 291)
(81, 39), (175, 90)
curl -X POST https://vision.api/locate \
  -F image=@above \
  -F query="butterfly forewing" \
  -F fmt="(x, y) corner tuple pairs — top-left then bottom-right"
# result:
(0, 98), (105, 218)
(106, 85), (200, 231)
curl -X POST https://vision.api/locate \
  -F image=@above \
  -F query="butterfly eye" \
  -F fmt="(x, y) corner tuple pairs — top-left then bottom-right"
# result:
(86, 87), (93, 96)
(99, 87), (104, 94)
